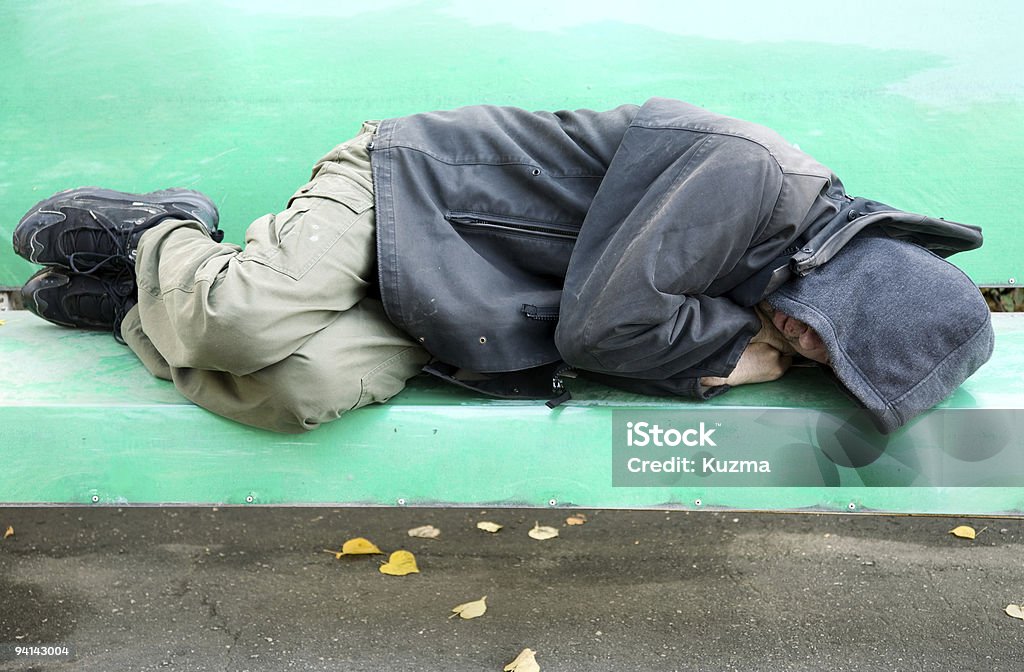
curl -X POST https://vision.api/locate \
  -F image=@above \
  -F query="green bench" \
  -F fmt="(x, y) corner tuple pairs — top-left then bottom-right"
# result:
(2, 1), (1022, 513)
(1, 310), (1022, 512)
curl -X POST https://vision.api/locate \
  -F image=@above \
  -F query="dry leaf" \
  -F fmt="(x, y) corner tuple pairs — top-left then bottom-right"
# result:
(1005, 604), (1024, 621)
(566, 514), (588, 526)
(528, 522), (559, 541)
(477, 521), (503, 533)
(340, 537), (384, 555)
(323, 537), (384, 559)
(504, 648), (540, 672)
(379, 550), (419, 576)
(449, 596), (487, 620)
(407, 525), (441, 539)
(949, 526), (977, 540)
(3, 526), (13, 540)
(0, 320), (6, 327)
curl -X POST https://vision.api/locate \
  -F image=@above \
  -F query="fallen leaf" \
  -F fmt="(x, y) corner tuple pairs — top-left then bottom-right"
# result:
(3, 526), (13, 540)
(949, 526), (977, 540)
(379, 550), (419, 576)
(477, 521), (503, 533)
(340, 537), (384, 555)
(322, 537), (384, 559)
(407, 525), (441, 539)
(449, 596), (487, 620)
(566, 514), (588, 526)
(504, 647), (540, 672)
(0, 320), (6, 327)
(528, 522), (559, 541)
(1006, 604), (1024, 620)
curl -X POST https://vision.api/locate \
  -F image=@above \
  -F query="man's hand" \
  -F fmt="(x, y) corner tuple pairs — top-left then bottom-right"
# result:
(757, 301), (830, 365)
(749, 304), (797, 354)
(699, 342), (792, 388)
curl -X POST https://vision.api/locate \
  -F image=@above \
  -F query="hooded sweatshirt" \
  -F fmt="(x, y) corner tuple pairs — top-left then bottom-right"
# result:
(767, 233), (995, 434)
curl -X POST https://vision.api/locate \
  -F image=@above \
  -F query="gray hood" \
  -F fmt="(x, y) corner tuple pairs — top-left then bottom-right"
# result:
(767, 234), (994, 434)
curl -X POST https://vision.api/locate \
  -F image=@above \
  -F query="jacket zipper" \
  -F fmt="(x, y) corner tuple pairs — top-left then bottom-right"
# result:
(546, 363), (576, 408)
(521, 304), (560, 321)
(446, 211), (579, 241)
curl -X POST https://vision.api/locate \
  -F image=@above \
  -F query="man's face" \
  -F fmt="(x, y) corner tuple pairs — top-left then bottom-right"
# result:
(757, 302), (830, 365)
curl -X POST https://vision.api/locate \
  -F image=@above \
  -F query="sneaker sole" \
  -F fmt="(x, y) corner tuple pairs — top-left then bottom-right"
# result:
(13, 187), (220, 265)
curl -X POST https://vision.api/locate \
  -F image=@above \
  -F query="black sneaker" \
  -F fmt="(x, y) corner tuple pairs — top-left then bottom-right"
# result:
(20, 266), (138, 341)
(13, 187), (223, 272)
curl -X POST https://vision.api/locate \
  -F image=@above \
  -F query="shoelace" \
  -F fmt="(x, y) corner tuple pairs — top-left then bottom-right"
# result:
(61, 210), (140, 275)
(65, 209), (224, 275)
(70, 250), (139, 345)
(103, 268), (138, 345)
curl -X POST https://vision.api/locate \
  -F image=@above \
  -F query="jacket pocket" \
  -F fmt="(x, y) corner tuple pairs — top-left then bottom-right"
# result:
(445, 210), (579, 241)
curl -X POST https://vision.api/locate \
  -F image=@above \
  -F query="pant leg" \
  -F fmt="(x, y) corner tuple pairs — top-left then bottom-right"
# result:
(123, 124), (430, 432)
(133, 125), (382, 376)
(121, 300), (429, 433)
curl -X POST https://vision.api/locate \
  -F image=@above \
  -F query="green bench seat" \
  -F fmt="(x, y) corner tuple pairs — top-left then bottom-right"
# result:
(2, 310), (1021, 513)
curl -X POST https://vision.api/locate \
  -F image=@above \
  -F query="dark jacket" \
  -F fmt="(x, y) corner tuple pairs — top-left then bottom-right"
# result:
(369, 98), (983, 398)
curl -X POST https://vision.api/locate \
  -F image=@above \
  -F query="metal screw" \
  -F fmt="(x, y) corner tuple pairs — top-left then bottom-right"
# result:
(245, 495), (254, 504)
(91, 495), (100, 503)
(479, 337), (487, 344)
(694, 499), (703, 506)
(1009, 278), (1017, 285)
(548, 499), (558, 507)
(397, 498), (407, 506)
(848, 502), (857, 511)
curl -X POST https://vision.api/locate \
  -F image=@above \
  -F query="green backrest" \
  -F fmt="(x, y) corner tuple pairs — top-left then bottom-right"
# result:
(1, 0), (1021, 288)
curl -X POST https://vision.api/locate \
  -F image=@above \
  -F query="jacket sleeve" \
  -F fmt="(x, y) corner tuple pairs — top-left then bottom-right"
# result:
(555, 131), (782, 389)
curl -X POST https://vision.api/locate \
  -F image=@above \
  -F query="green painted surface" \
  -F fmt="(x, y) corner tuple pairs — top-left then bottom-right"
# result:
(1, 2), (1022, 512)
(1, 0), (1022, 288)
(1, 311), (1022, 512)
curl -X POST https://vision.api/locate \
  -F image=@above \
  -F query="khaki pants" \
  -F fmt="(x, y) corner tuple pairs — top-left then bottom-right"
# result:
(120, 123), (429, 432)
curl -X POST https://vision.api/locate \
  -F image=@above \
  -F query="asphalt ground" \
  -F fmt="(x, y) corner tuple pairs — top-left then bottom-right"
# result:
(1, 508), (1022, 671)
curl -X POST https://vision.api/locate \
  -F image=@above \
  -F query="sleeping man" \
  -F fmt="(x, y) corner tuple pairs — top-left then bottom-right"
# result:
(13, 98), (994, 433)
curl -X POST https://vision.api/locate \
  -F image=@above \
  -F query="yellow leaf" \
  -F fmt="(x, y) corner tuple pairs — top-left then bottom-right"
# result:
(1006, 604), (1024, 621)
(379, 550), (419, 576)
(566, 514), (588, 526)
(949, 526), (976, 540)
(477, 521), (503, 533)
(528, 522), (559, 541)
(449, 596), (487, 620)
(0, 320), (6, 327)
(407, 525), (441, 539)
(3, 526), (13, 540)
(322, 537), (385, 559)
(504, 648), (540, 672)
(341, 537), (384, 555)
